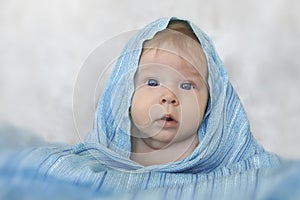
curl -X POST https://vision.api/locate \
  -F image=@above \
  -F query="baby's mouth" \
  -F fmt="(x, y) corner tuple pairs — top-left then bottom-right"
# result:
(161, 115), (176, 121)
(158, 114), (178, 127)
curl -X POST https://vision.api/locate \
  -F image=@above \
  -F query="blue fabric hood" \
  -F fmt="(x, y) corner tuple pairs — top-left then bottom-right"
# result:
(85, 17), (271, 173)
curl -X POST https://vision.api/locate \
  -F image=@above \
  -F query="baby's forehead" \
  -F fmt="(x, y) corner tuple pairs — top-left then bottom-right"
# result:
(140, 27), (208, 80)
(139, 48), (207, 81)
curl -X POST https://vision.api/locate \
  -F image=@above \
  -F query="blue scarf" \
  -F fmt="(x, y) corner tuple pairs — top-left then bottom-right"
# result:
(0, 17), (285, 199)
(84, 17), (280, 172)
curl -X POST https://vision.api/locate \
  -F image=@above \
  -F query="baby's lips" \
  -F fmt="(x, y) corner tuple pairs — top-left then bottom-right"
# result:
(160, 114), (178, 122)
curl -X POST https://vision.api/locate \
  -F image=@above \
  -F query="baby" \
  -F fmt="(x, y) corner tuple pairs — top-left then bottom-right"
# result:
(130, 20), (209, 166)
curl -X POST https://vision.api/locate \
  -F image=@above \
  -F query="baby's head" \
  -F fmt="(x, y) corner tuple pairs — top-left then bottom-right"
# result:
(130, 20), (209, 165)
(142, 20), (208, 82)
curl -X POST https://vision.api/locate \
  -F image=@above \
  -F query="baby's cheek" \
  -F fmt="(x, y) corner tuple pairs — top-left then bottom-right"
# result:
(149, 104), (164, 119)
(131, 99), (154, 127)
(181, 96), (202, 120)
(131, 106), (147, 126)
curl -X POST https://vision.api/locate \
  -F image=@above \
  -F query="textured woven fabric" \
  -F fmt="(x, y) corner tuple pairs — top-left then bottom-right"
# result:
(0, 17), (286, 199)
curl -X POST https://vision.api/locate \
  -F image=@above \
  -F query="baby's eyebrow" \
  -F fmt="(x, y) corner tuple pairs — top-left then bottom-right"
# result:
(185, 72), (207, 86)
(134, 68), (157, 80)
(136, 66), (156, 75)
(186, 65), (208, 84)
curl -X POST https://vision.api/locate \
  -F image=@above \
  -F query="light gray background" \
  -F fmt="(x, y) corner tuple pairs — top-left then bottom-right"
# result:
(0, 0), (299, 158)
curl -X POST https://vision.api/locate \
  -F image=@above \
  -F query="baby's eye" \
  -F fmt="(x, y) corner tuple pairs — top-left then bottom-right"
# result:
(147, 79), (159, 87)
(180, 82), (193, 90)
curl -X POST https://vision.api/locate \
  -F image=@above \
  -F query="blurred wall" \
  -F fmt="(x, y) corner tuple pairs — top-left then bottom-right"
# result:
(0, 0), (299, 158)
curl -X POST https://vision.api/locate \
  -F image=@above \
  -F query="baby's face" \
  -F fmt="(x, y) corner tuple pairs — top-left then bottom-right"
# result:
(130, 49), (208, 149)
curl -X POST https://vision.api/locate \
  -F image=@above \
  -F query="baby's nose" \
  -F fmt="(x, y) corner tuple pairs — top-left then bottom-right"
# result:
(160, 91), (179, 106)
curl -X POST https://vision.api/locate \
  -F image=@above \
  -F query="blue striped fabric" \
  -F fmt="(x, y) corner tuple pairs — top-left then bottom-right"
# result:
(0, 17), (292, 199)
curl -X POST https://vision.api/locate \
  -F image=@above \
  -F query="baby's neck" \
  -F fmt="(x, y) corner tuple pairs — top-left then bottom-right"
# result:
(130, 135), (199, 166)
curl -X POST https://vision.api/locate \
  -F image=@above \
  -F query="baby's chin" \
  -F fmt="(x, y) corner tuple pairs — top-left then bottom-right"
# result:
(142, 134), (177, 150)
